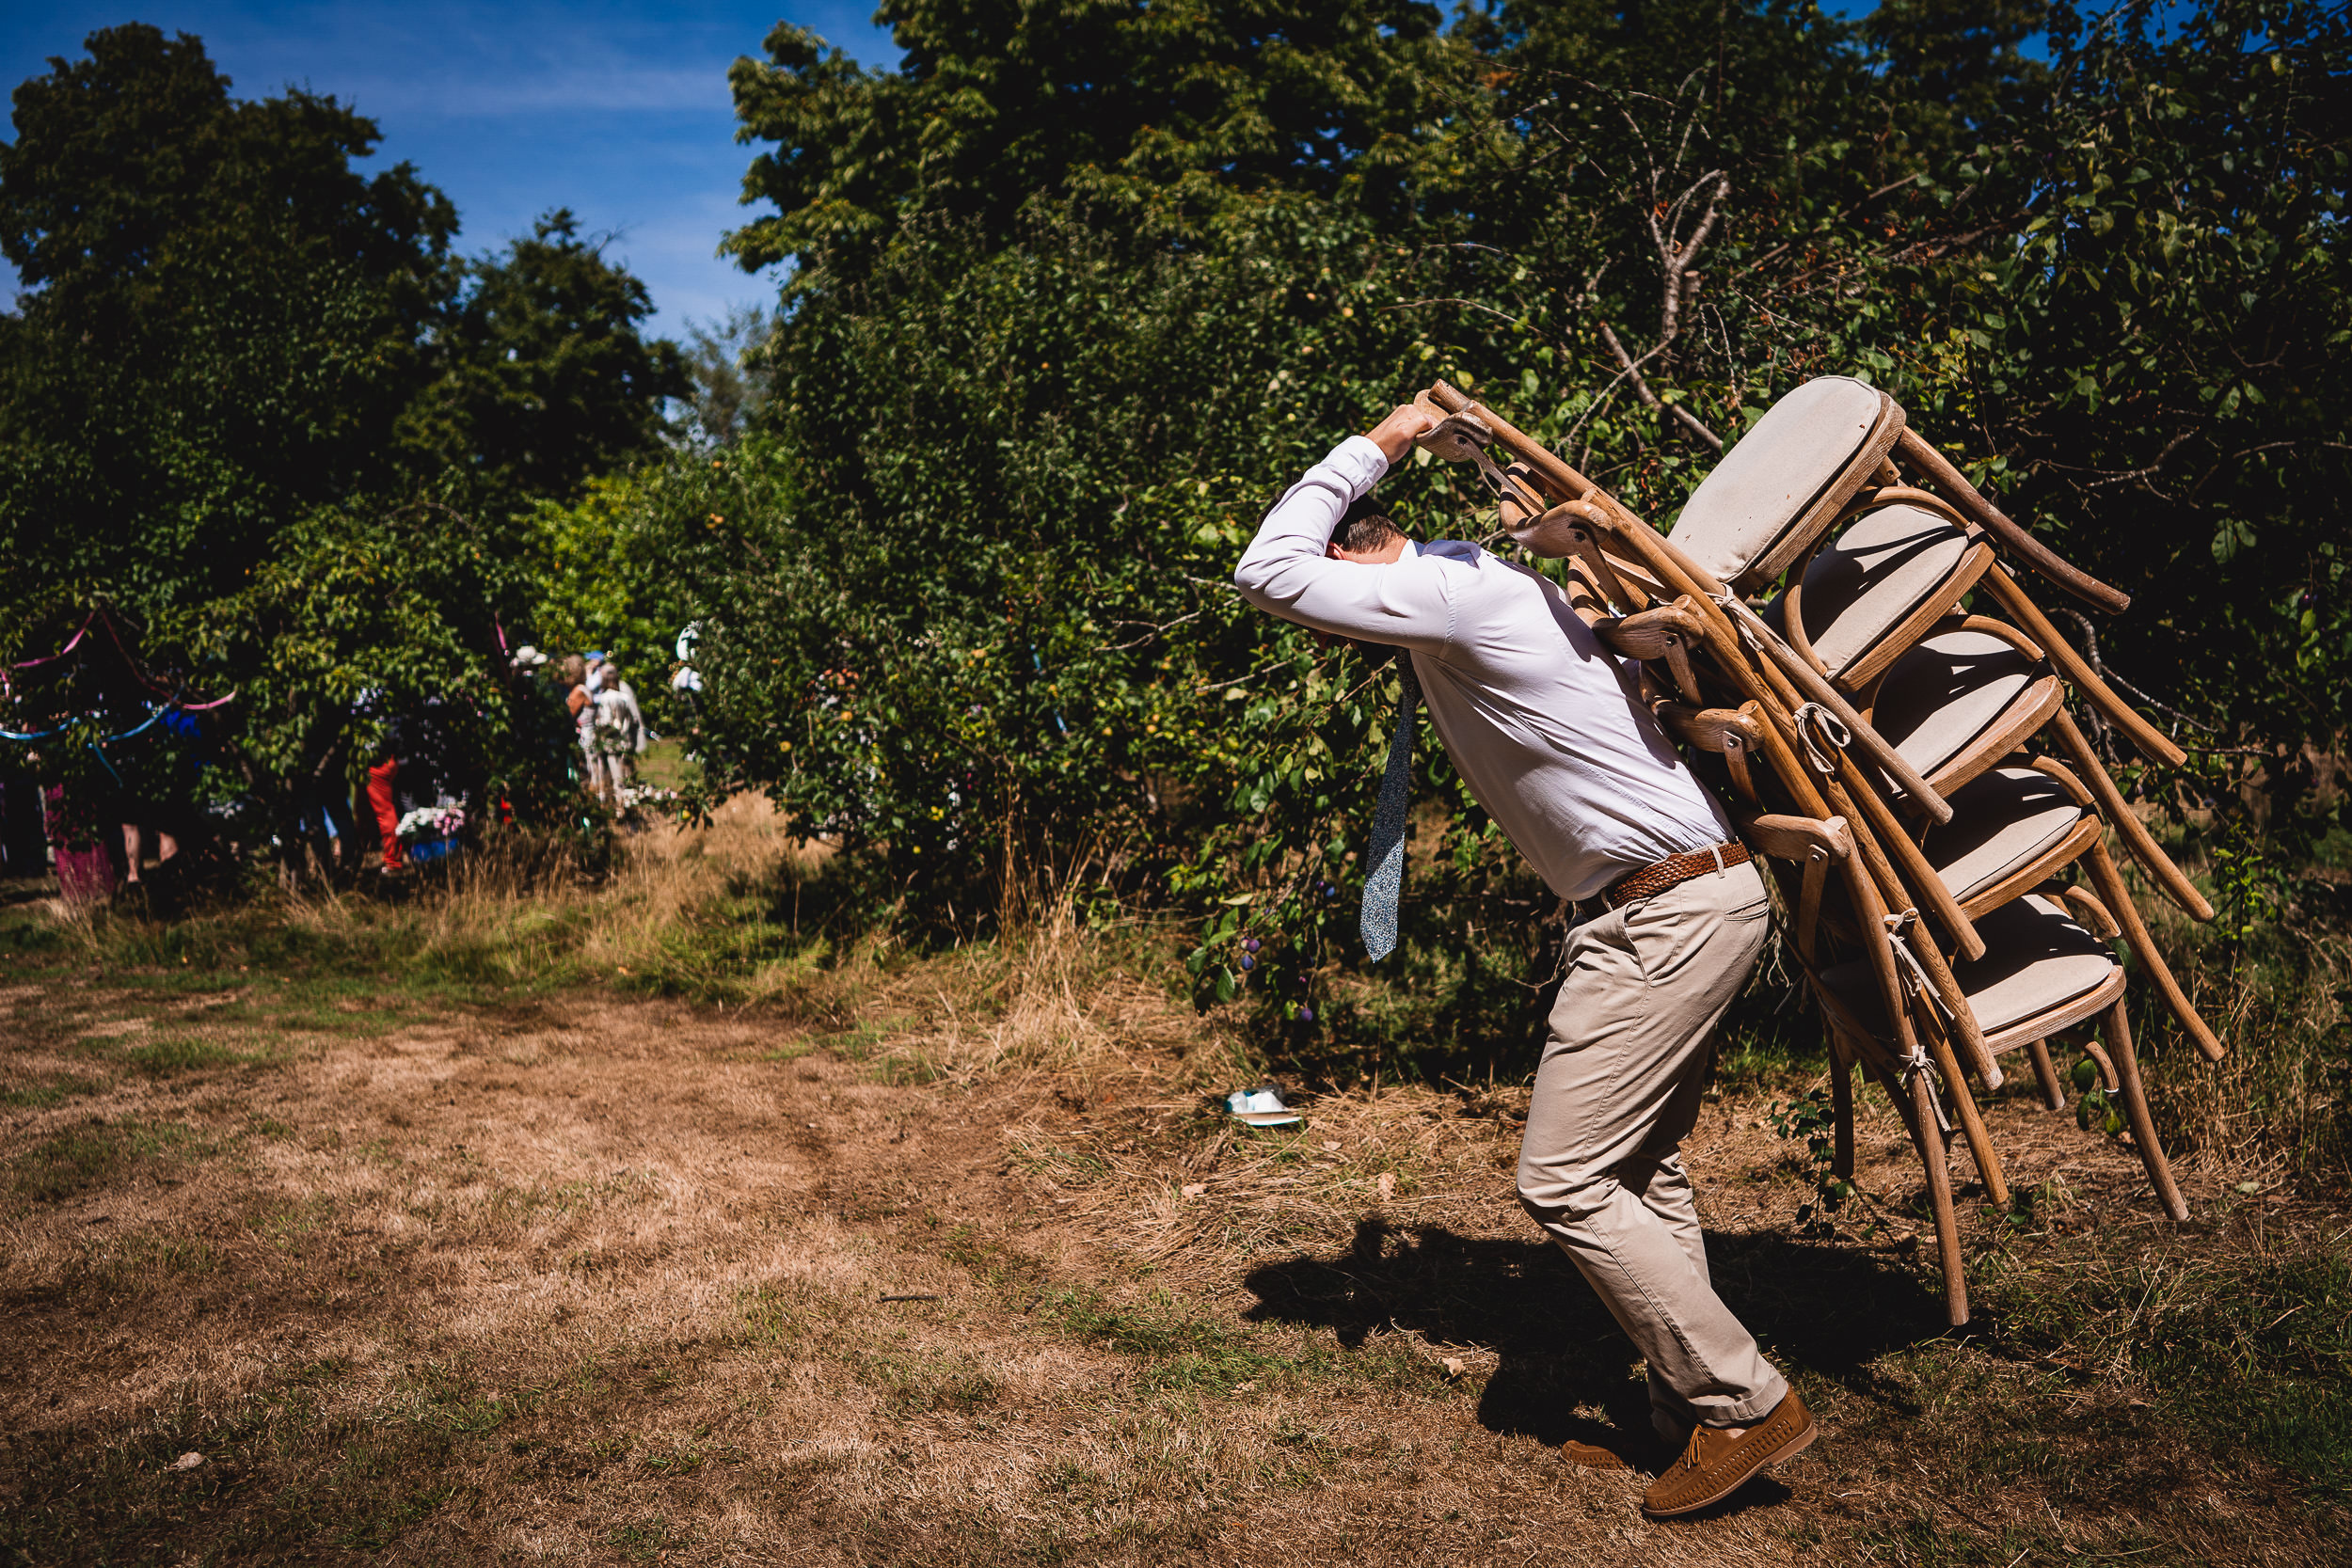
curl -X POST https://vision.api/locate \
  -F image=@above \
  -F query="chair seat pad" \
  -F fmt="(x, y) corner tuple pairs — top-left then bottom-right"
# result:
(1920, 767), (2087, 904)
(1668, 376), (1883, 584)
(1820, 895), (2116, 1039)
(1871, 629), (2040, 779)
(1950, 896), (2120, 1035)
(1779, 503), (1969, 676)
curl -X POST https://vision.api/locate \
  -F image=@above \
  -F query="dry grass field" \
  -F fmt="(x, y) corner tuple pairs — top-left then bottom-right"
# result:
(2, 803), (2346, 1566)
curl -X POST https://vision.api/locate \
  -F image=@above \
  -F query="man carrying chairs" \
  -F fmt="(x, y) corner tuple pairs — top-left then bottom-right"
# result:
(1411, 370), (2217, 1331)
(1233, 403), (1820, 1520)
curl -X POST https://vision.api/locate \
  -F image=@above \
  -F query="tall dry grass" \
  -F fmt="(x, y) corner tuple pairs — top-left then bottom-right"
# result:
(45, 798), (1239, 1101)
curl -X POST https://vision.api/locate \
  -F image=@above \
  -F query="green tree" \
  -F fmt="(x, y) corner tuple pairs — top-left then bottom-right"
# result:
(403, 210), (691, 515)
(721, 0), (1469, 275)
(1862, 0), (2058, 153)
(0, 25), (686, 845)
(677, 303), (779, 444)
(674, 0), (2348, 1082)
(1882, 0), (2352, 803)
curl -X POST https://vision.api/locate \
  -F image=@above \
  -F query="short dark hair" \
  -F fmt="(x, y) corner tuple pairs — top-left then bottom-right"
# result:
(1334, 496), (1407, 554)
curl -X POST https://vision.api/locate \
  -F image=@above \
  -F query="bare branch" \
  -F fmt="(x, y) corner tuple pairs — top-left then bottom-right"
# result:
(1597, 319), (1724, 450)
(1670, 404), (1725, 451)
(1596, 319), (1665, 410)
(2084, 429), (2197, 488)
(1656, 171), (1728, 364)
(1103, 608), (1205, 653)
(2056, 608), (2217, 734)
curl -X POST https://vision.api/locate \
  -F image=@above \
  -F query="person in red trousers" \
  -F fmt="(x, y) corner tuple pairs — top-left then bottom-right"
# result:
(366, 757), (403, 871)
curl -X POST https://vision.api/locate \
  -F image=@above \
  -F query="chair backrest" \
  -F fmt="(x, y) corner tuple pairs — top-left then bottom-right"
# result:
(1781, 500), (1978, 680)
(1918, 765), (2090, 908)
(1667, 376), (1899, 589)
(1869, 627), (2039, 766)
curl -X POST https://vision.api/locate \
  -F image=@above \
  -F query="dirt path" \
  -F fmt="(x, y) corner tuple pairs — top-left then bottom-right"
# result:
(1, 969), (2340, 1565)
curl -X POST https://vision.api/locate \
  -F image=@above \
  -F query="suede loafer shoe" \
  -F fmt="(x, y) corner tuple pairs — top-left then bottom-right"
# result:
(1641, 1389), (1816, 1518)
(1561, 1438), (1634, 1471)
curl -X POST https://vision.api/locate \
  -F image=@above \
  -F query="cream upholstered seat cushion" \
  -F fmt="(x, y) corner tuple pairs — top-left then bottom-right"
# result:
(1919, 767), (2086, 904)
(1871, 629), (2039, 780)
(1667, 376), (1884, 584)
(1947, 896), (2120, 1035)
(1820, 895), (2117, 1040)
(1777, 502), (1969, 676)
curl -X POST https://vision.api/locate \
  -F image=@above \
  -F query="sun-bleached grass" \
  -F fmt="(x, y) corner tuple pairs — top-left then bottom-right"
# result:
(4, 804), (2348, 1563)
(5, 875), (2348, 1563)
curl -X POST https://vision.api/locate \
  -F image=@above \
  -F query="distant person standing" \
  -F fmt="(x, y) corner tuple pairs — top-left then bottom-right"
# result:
(501, 645), (573, 820)
(355, 689), (418, 874)
(564, 655), (598, 788)
(588, 663), (646, 805)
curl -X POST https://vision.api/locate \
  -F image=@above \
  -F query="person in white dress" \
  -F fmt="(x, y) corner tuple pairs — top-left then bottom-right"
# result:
(588, 664), (647, 805)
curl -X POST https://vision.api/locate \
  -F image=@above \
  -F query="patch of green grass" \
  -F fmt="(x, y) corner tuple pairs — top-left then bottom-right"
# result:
(2149, 1251), (2352, 1504)
(0, 899), (71, 959)
(8, 1117), (204, 1202)
(738, 1283), (807, 1346)
(944, 1224), (1048, 1292)
(866, 1350), (998, 1418)
(813, 1021), (892, 1062)
(607, 1515), (679, 1562)
(0, 1071), (102, 1108)
(121, 1035), (266, 1074)
(0, 1371), (485, 1563)
(1983, 1234), (2352, 1507)
(1039, 1287), (1439, 1400)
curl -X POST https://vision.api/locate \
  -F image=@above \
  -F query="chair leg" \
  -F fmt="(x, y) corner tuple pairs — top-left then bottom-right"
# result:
(1908, 1068), (1970, 1327)
(1867, 1053), (1969, 1326)
(2026, 1040), (2067, 1111)
(2050, 710), (2215, 922)
(1979, 562), (2184, 766)
(1921, 1008), (2010, 1208)
(2102, 999), (2189, 1222)
(1829, 1035), (1856, 1180)
(2085, 840), (2225, 1062)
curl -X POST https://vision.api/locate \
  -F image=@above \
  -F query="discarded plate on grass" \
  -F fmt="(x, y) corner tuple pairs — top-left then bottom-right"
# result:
(1226, 1085), (1302, 1128)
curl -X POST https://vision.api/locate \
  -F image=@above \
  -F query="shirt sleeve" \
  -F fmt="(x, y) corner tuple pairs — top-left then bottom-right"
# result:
(1231, 436), (1454, 653)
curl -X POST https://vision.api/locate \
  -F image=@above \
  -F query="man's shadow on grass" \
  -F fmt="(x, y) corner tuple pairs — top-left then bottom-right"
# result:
(1242, 1218), (1945, 1451)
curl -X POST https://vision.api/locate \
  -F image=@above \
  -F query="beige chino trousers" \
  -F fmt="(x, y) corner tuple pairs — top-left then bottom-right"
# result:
(1516, 857), (1785, 1439)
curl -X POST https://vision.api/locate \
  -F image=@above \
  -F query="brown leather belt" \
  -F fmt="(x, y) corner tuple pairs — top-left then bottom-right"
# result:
(1598, 840), (1752, 911)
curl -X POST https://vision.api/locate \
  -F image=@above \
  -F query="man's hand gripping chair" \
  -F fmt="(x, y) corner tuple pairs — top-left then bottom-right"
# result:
(1413, 376), (2219, 1325)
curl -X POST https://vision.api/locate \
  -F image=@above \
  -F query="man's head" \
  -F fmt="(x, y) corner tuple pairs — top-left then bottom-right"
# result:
(1326, 497), (1410, 564)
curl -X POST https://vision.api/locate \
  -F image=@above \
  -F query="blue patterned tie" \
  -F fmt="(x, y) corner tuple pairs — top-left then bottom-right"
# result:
(1360, 656), (1419, 961)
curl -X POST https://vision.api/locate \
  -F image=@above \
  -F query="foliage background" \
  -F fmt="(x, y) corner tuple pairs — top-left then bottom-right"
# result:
(569, 0), (2344, 1082)
(3, 3), (2346, 1093)
(0, 24), (685, 847)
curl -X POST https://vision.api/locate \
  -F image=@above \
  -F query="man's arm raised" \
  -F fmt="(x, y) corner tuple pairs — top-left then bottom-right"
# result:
(1231, 405), (1452, 649)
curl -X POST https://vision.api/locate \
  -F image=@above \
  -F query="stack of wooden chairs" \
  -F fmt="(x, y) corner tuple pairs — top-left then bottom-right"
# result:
(1413, 375), (2219, 1324)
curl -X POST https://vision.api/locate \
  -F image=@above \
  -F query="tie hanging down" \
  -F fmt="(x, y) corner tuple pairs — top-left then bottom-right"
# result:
(1360, 655), (1420, 961)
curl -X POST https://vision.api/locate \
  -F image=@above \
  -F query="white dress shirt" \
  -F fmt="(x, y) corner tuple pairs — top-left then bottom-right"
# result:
(1232, 436), (1731, 902)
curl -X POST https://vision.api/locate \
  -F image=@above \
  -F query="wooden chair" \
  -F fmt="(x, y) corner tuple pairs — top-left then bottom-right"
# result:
(1819, 894), (2190, 1235)
(1865, 617), (2063, 797)
(1655, 376), (1901, 594)
(1916, 758), (2222, 1062)
(1865, 617), (2214, 923)
(1772, 489), (1993, 693)
(1412, 376), (2213, 1326)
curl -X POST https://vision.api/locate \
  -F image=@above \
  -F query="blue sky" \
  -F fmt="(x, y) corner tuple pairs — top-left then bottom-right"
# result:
(1, 3), (899, 337)
(4, 4), (1894, 341)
